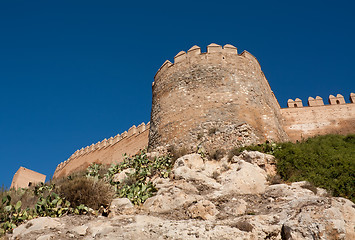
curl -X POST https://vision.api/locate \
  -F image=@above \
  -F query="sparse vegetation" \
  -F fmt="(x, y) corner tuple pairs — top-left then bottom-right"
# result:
(167, 145), (189, 162)
(105, 149), (174, 205)
(209, 149), (225, 161)
(208, 127), (218, 136)
(227, 147), (243, 161)
(0, 183), (94, 235)
(266, 174), (282, 185)
(301, 182), (318, 195)
(0, 150), (174, 236)
(231, 134), (355, 202)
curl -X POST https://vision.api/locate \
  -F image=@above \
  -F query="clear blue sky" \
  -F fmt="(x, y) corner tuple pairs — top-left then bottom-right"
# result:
(1, 1), (354, 188)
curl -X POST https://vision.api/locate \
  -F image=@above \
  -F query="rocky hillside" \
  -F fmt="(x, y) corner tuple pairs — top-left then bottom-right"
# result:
(7, 151), (355, 240)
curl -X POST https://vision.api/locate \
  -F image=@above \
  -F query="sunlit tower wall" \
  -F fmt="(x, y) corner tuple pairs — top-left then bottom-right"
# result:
(148, 43), (289, 152)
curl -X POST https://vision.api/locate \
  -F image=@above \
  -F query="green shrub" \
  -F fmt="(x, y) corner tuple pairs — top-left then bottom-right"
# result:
(238, 134), (354, 202)
(274, 134), (355, 202)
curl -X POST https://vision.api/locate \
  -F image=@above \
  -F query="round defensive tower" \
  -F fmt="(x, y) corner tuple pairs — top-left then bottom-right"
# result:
(148, 43), (288, 152)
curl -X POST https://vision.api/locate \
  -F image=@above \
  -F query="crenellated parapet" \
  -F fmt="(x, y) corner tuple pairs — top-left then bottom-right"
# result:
(285, 93), (354, 108)
(287, 98), (303, 108)
(154, 43), (264, 82)
(350, 93), (355, 103)
(308, 96), (324, 106)
(281, 92), (355, 142)
(329, 94), (346, 105)
(54, 122), (150, 175)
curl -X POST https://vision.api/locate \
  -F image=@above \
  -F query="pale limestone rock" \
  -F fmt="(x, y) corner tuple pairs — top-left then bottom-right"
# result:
(202, 157), (230, 178)
(174, 154), (204, 171)
(219, 160), (267, 195)
(12, 217), (63, 238)
(109, 198), (134, 216)
(316, 187), (329, 197)
(112, 168), (135, 183)
(237, 150), (276, 176)
(71, 225), (88, 236)
(152, 176), (172, 189)
(188, 200), (219, 220)
(85, 219), (115, 239)
(171, 179), (199, 194)
(143, 186), (202, 213)
(330, 197), (355, 239)
(174, 166), (222, 190)
(36, 234), (53, 240)
(232, 199), (248, 216)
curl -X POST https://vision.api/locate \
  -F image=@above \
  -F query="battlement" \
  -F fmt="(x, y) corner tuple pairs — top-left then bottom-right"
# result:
(54, 122), (149, 175)
(154, 43), (261, 81)
(286, 93), (354, 108)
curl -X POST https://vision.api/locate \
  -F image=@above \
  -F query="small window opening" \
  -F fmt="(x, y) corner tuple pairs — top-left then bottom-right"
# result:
(28, 182), (32, 187)
(336, 100), (340, 104)
(294, 104), (298, 107)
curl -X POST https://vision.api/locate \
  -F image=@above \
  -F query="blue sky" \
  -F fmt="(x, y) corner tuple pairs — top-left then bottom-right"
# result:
(0, 0), (354, 188)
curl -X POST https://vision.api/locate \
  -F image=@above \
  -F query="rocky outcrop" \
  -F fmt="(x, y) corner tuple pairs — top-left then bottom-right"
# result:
(8, 151), (355, 240)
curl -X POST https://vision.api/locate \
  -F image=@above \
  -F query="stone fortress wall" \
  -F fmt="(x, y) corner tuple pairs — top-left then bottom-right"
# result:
(53, 122), (149, 179)
(282, 93), (355, 141)
(52, 43), (354, 179)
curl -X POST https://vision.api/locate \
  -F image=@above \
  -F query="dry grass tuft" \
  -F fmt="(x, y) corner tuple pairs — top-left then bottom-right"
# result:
(57, 177), (114, 209)
(167, 146), (189, 162)
(208, 149), (225, 161)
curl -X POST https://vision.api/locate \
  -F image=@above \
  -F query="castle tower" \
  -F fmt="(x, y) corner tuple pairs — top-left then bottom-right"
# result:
(148, 44), (289, 152)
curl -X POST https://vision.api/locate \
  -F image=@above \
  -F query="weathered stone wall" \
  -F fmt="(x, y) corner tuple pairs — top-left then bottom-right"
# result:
(281, 94), (355, 141)
(53, 123), (149, 179)
(10, 167), (46, 189)
(149, 44), (289, 152)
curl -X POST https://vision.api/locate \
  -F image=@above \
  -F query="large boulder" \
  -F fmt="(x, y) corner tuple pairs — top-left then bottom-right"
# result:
(233, 150), (276, 176)
(109, 198), (135, 216)
(174, 154), (204, 171)
(218, 160), (267, 195)
(143, 186), (202, 213)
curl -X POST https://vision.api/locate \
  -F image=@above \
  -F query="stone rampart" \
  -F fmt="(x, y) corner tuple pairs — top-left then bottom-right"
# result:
(53, 122), (150, 178)
(149, 43), (289, 152)
(281, 93), (355, 141)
